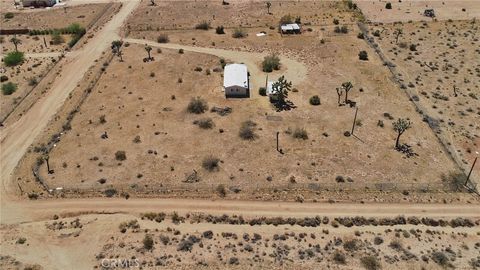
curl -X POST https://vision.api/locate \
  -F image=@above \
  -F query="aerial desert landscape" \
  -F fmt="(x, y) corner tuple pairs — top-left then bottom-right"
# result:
(0, 0), (479, 269)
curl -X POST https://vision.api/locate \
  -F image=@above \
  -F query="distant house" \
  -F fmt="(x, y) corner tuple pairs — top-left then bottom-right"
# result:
(223, 64), (249, 98)
(22, 0), (57, 7)
(280, 23), (301, 34)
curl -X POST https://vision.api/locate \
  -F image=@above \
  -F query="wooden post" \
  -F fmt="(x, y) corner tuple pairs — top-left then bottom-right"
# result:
(46, 156), (54, 174)
(43, 36), (47, 48)
(276, 131), (280, 152)
(465, 156), (477, 186)
(351, 107), (358, 135)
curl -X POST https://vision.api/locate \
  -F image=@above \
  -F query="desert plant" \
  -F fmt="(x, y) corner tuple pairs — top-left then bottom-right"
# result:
(266, 1), (271, 14)
(4, 12), (14, 19)
(385, 2), (392, 9)
(2, 82), (17, 95)
(115, 151), (127, 161)
(333, 251), (346, 264)
(394, 28), (403, 43)
(333, 18), (339, 25)
(280, 14), (293, 25)
(239, 120), (257, 140)
(202, 156), (220, 171)
(431, 251), (449, 267)
(232, 28), (246, 38)
(9, 36), (21, 52)
(28, 77), (38, 86)
(3, 51), (24, 66)
(360, 256), (381, 270)
(358, 50), (368, 61)
(187, 97), (208, 114)
(357, 32), (364, 39)
(259, 87), (267, 96)
(157, 34), (169, 43)
(195, 21), (210, 30)
(195, 118), (214, 129)
(409, 44), (417, 51)
(216, 184), (227, 197)
(0, 75), (8, 82)
(309, 95), (320, 105)
(143, 234), (154, 250)
(293, 128), (308, 140)
(271, 75), (292, 104)
(442, 172), (467, 191)
(341, 82), (353, 104)
(392, 118), (412, 148)
(215, 26), (225, 34)
(145, 45), (152, 59)
(262, 54), (280, 72)
(51, 32), (65, 45)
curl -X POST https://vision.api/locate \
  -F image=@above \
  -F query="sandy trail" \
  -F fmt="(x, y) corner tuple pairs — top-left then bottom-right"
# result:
(124, 38), (308, 90)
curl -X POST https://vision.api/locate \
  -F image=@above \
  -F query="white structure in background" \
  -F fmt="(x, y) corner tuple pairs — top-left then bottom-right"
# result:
(223, 63), (249, 98)
(280, 23), (301, 34)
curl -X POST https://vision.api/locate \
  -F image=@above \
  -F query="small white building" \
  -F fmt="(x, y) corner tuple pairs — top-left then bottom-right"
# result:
(223, 63), (249, 98)
(280, 23), (301, 34)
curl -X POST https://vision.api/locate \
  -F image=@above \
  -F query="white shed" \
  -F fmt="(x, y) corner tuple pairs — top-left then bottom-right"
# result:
(223, 63), (249, 98)
(280, 23), (301, 34)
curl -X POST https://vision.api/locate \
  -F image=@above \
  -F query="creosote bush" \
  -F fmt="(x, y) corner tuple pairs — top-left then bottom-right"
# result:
(232, 28), (246, 38)
(202, 156), (220, 172)
(115, 151), (127, 161)
(195, 21), (210, 30)
(187, 97), (208, 114)
(215, 26), (225, 34)
(2, 82), (17, 95)
(262, 54), (280, 72)
(358, 50), (368, 61)
(194, 118), (214, 129)
(143, 234), (154, 250)
(293, 128), (308, 140)
(157, 34), (169, 43)
(309, 95), (320, 105)
(216, 184), (227, 197)
(239, 120), (257, 140)
(360, 255), (381, 270)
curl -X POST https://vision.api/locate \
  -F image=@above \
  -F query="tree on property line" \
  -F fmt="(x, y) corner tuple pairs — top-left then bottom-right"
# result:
(342, 81), (353, 104)
(394, 28), (403, 44)
(272, 75), (292, 104)
(145, 45), (152, 60)
(111, 40), (123, 61)
(393, 118), (412, 149)
(10, 36), (21, 52)
(266, 1), (271, 14)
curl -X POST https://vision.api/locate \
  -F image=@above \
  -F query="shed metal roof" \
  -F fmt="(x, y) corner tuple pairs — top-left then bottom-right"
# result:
(223, 64), (248, 88)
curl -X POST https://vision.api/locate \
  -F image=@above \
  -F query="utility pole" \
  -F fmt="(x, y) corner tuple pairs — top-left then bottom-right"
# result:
(465, 152), (478, 186)
(351, 107), (358, 135)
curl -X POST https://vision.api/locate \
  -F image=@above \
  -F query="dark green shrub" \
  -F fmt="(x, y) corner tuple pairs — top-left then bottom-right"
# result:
(309, 95), (321, 105)
(358, 50), (368, 61)
(143, 234), (154, 250)
(333, 251), (346, 264)
(115, 151), (127, 161)
(187, 97), (208, 114)
(262, 54), (280, 72)
(357, 32), (364, 39)
(4, 12), (14, 19)
(0, 75), (8, 82)
(239, 121), (257, 140)
(293, 128), (308, 140)
(259, 87), (266, 96)
(333, 18), (339, 25)
(216, 26), (225, 34)
(51, 32), (65, 45)
(3, 51), (24, 66)
(194, 118), (214, 129)
(2, 82), (17, 95)
(360, 256), (381, 270)
(385, 2), (392, 9)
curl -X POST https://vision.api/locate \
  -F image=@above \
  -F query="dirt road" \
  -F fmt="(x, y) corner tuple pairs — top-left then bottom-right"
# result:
(0, 52), (63, 59)
(124, 38), (308, 91)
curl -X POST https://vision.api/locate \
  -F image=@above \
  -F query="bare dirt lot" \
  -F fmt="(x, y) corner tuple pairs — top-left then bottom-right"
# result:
(0, 3), (111, 30)
(355, 0), (480, 23)
(14, 1), (472, 205)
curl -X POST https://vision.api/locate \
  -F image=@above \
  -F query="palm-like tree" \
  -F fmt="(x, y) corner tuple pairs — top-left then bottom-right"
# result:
(145, 45), (152, 60)
(266, 1), (271, 14)
(342, 81), (353, 104)
(10, 36), (21, 52)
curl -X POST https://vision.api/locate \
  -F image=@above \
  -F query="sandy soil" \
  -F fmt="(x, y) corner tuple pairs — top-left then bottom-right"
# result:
(355, 0), (480, 23)
(372, 19), (480, 185)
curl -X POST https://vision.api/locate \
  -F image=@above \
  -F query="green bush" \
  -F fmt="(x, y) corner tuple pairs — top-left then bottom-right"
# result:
(157, 34), (169, 43)
(4, 12), (14, 19)
(360, 256), (381, 270)
(51, 32), (65, 45)
(2, 82), (17, 95)
(0, 75), (8, 82)
(293, 128), (308, 140)
(3, 51), (24, 66)
(385, 2), (392, 9)
(143, 234), (154, 250)
(357, 32), (364, 39)
(202, 156), (220, 172)
(358, 50), (368, 61)
(262, 54), (280, 72)
(309, 95), (320, 105)
(259, 87), (267, 96)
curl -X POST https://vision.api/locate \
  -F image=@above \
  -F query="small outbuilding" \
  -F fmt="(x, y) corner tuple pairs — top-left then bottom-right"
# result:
(223, 63), (249, 98)
(280, 23), (301, 34)
(266, 81), (279, 102)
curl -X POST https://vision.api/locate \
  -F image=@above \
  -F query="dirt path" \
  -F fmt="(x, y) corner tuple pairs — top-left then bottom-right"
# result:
(0, 52), (63, 59)
(124, 38), (308, 91)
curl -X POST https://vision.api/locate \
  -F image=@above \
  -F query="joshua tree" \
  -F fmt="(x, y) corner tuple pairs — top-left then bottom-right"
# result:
(111, 40), (123, 61)
(117, 50), (123, 62)
(10, 36), (21, 52)
(394, 28), (403, 44)
(393, 118), (412, 149)
(266, 1), (271, 14)
(342, 81), (353, 104)
(150, 0), (155, 6)
(272, 75), (292, 104)
(145, 45), (152, 60)
(336, 87), (343, 105)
